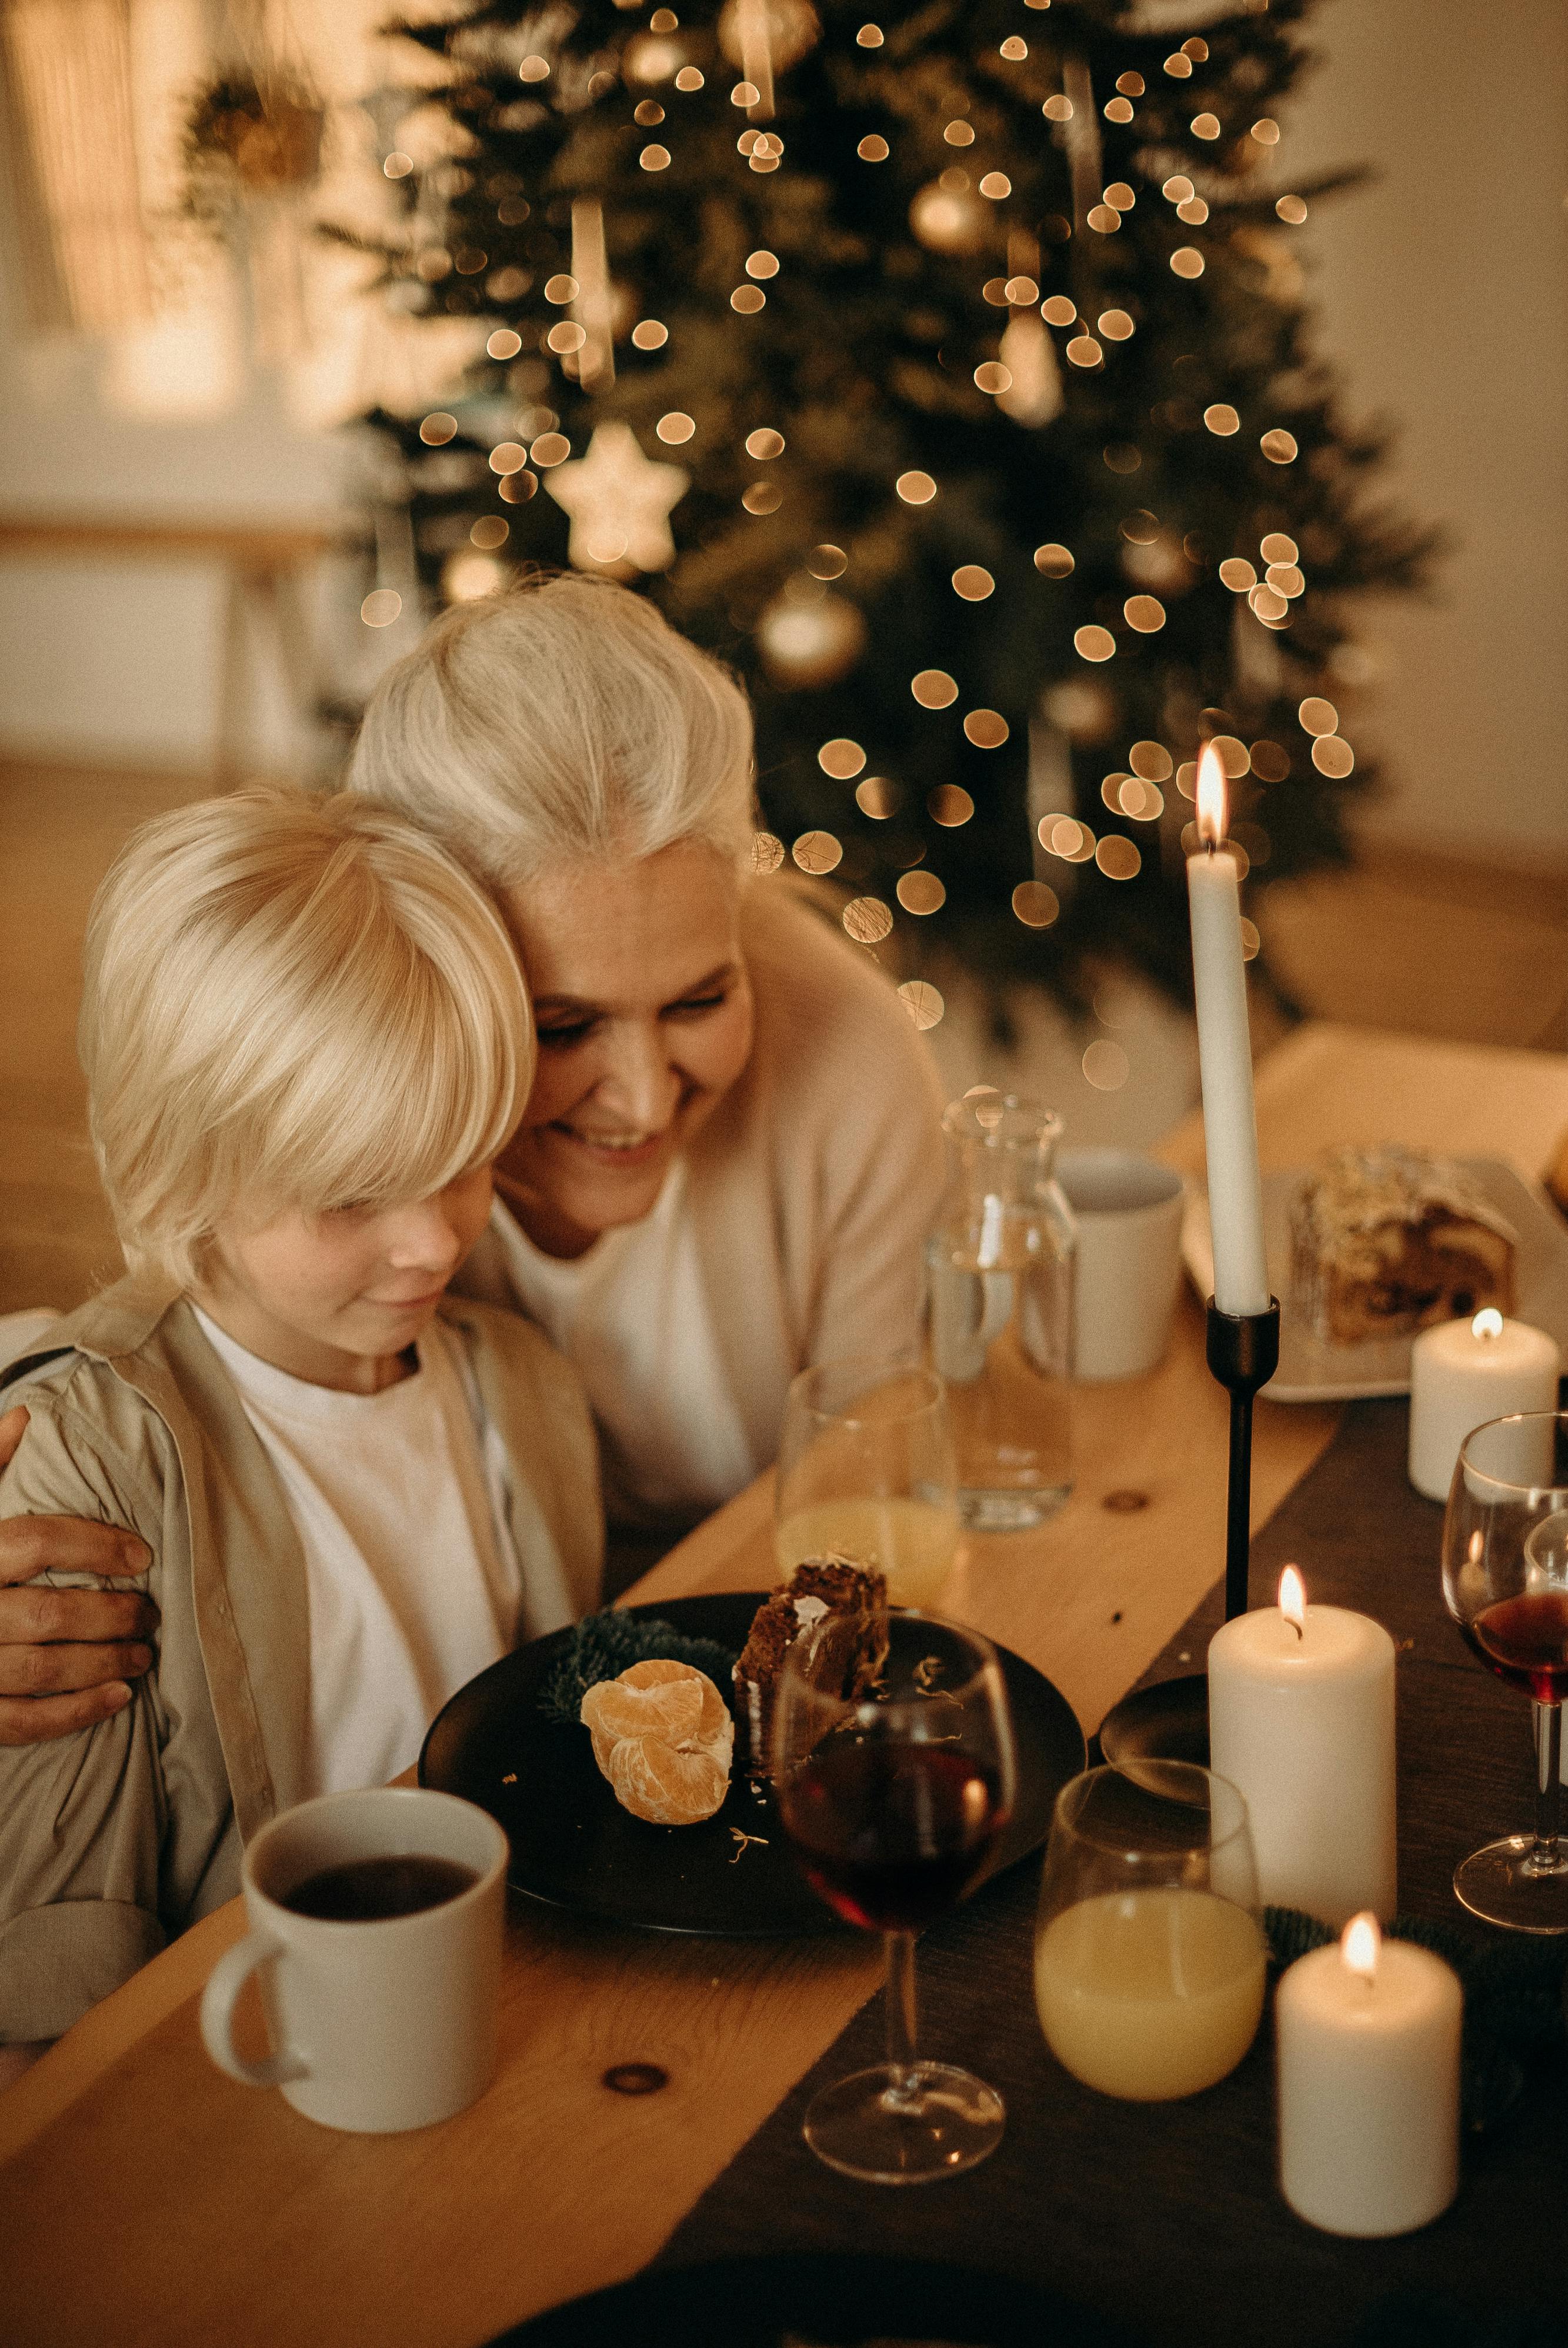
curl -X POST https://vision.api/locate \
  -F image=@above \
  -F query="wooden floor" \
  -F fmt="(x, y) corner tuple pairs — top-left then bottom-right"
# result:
(1, 758), (1564, 1315)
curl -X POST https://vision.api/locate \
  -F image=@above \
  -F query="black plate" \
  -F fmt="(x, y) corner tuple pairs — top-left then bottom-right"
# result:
(419, 1595), (1085, 1939)
(1095, 1672), (1211, 1770)
(491, 2253), (1139, 2347)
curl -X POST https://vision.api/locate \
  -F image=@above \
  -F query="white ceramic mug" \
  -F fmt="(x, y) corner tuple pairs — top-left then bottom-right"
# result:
(200, 1785), (508, 2133)
(1056, 1148), (1186, 1382)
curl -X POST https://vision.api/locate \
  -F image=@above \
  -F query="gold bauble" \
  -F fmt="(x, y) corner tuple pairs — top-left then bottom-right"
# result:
(756, 587), (866, 688)
(909, 179), (989, 256)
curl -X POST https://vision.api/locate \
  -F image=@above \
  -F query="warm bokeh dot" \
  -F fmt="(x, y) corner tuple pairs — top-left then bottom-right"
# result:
(843, 896), (894, 944)
(898, 980), (945, 1030)
(1012, 881), (1059, 928)
(1035, 542), (1075, 577)
(818, 738), (866, 780)
(929, 785), (975, 827)
(793, 831), (843, 875)
(896, 871), (946, 915)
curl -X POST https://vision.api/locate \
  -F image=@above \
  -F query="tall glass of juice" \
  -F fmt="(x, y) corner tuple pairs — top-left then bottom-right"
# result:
(775, 1358), (960, 1608)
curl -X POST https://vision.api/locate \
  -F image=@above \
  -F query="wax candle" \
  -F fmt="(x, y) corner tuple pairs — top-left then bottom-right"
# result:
(1186, 743), (1270, 1318)
(1407, 1310), (1560, 1501)
(1276, 1913), (1460, 2237)
(1208, 1568), (1397, 1926)
(1034, 1886), (1265, 2101)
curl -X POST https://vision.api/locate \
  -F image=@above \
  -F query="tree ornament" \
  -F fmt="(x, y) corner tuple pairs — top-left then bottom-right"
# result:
(909, 178), (988, 256)
(545, 422), (688, 573)
(996, 310), (1063, 427)
(756, 585), (866, 688)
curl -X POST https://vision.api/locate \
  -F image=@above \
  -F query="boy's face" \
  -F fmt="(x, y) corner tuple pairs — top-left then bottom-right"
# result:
(196, 1167), (495, 1394)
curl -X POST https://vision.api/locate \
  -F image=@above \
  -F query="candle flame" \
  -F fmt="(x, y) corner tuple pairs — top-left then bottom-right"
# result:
(1342, 1911), (1380, 1984)
(1472, 1307), (1504, 1341)
(1279, 1564), (1306, 1635)
(1195, 740), (1227, 847)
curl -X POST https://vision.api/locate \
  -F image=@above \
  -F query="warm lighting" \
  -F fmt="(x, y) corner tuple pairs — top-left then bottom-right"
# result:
(911, 668), (959, 708)
(745, 427), (785, 458)
(1195, 742), (1227, 845)
(1279, 1566), (1307, 1634)
(1473, 1309), (1504, 1341)
(952, 565), (995, 600)
(1341, 1913), (1380, 1986)
(1041, 295), (1076, 326)
(1034, 542), (1074, 577)
(896, 470), (937, 504)
(818, 738), (865, 779)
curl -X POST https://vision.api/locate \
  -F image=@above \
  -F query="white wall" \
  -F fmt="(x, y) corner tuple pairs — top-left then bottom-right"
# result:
(1287, 0), (1568, 860)
(2, 0), (1566, 856)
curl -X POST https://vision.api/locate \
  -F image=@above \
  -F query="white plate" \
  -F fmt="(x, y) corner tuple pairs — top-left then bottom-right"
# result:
(1180, 1158), (1568, 1403)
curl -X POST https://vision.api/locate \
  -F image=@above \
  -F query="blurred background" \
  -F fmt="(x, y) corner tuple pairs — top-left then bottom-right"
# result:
(2, 0), (1565, 1314)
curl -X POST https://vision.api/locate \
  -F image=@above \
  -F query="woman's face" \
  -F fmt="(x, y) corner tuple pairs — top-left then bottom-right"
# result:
(497, 838), (754, 1258)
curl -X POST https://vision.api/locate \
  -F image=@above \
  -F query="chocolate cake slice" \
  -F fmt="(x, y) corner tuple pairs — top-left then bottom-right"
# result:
(1290, 1145), (1516, 1345)
(733, 1555), (888, 1779)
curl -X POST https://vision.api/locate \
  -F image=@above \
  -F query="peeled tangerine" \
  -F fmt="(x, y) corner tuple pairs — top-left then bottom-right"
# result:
(580, 1658), (734, 1826)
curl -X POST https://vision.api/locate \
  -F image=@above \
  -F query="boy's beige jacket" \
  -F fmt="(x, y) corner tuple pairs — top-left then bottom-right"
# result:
(0, 1278), (602, 2042)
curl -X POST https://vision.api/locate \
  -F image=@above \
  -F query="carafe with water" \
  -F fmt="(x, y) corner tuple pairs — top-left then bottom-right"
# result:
(927, 1091), (1075, 1530)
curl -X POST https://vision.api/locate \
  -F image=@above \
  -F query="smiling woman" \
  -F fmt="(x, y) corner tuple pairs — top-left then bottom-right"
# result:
(347, 575), (948, 1530)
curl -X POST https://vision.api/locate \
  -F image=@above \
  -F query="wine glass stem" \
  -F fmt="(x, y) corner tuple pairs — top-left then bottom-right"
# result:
(1529, 1700), (1563, 1873)
(882, 1930), (920, 2102)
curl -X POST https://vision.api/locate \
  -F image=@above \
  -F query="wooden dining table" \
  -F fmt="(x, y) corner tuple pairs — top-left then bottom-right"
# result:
(2, 1021), (1566, 2348)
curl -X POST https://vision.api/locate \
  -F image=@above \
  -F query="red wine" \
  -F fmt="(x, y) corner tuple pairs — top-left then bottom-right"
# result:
(779, 1741), (1007, 1933)
(282, 1854), (478, 1921)
(1463, 1591), (1568, 1703)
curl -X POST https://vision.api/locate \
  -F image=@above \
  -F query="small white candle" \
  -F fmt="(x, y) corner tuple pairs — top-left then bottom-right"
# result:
(1208, 1567), (1396, 1926)
(1187, 744), (1270, 1318)
(1276, 1913), (1460, 2237)
(1407, 1310), (1560, 1501)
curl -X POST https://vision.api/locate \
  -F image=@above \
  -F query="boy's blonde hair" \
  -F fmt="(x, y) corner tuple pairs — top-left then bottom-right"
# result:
(345, 572), (755, 887)
(80, 786), (532, 1287)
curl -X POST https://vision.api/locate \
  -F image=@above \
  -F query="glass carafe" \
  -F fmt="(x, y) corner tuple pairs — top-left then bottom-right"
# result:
(927, 1091), (1075, 1531)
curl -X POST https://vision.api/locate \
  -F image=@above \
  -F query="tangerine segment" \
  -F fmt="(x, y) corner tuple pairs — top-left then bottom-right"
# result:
(607, 1734), (730, 1825)
(580, 1660), (735, 1823)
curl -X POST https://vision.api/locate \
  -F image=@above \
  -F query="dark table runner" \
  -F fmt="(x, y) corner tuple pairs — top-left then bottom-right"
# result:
(655, 1402), (1568, 2347)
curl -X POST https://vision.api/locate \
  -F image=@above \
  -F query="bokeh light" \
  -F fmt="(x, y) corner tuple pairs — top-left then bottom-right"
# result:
(898, 980), (945, 1030)
(912, 669), (959, 707)
(929, 785), (975, 825)
(793, 831), (843, 874)
(897, 871), (946, 914)
(843, 896), (894, 942)
(963, 709), (1010, 747)
(1035, 542), (1075, 577)
(1074, 625), (1116, 662)
(1012, 881), (1059, 927)
(856, 777), (899, 818)
(952, 565), (995, 600)
(818, 738), (866, 779)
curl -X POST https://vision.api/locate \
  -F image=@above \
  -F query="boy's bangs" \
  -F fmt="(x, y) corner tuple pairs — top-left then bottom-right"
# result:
(232, 940), (525, 1224)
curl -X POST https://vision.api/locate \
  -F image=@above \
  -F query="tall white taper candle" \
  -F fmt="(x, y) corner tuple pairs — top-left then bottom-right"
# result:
(1187, 744), (1270, 1317)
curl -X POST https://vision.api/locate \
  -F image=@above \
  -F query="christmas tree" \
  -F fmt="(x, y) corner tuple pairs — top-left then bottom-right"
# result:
(353, 0), (1432, 1013)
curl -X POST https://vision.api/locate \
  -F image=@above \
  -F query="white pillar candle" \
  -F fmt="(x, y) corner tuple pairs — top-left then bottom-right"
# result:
(1407, 1310), (1560, 1501)
(1208, 1568), (1396, 1926)
(1276, 1913), (1460, 2237)
(1186, 745), (1270, 1318)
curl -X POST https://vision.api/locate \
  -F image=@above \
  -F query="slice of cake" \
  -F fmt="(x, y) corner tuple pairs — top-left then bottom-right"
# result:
(1290, 1145), (1516, 1345)
(733, 1555), (888, 1779)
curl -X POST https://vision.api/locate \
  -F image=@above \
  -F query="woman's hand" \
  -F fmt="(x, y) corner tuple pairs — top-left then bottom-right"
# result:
(0, 1407), (156, 1747)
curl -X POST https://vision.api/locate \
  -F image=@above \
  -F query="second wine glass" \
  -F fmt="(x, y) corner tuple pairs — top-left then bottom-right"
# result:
(1442, 1411), (1568, 1934)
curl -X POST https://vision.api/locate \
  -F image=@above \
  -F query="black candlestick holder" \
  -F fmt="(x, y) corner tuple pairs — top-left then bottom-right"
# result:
(1097, 1297), (1281, 1768)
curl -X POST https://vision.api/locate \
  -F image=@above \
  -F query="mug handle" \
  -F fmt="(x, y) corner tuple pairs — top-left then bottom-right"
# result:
(199, 1933), (308, 2088)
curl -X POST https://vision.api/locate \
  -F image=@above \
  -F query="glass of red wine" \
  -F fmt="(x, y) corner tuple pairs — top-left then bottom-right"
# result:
(772, 1608), (1016, 2183)
(1442, 1411), (1568, 1933)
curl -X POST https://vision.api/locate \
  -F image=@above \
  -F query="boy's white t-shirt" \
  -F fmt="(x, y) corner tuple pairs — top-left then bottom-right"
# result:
(486, 1160), (758, 1523)
(191, 1307), (558, 1798)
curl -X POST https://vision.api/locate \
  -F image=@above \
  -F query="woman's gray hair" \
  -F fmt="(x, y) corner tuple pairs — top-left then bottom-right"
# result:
(346, 573), (756, 887)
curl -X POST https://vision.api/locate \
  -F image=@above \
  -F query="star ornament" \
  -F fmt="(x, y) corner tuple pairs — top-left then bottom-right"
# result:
(545, 421), (689, 574)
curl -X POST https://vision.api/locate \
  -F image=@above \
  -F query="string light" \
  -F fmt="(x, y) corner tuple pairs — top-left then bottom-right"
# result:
(793, 830), (843, 874)
(897, 981), (944, 1030)
(843, 896), (893, 942)
(1012, 881), (1059, 927)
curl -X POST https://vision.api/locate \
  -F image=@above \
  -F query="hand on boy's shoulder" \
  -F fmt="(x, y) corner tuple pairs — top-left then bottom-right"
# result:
(0, 1405), (158, 1748)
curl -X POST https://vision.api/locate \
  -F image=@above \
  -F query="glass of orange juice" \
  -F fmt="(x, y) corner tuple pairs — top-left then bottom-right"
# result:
(774, 1359), (960, 1609)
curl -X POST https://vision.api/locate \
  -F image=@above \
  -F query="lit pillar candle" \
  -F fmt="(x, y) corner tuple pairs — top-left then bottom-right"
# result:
(1407, 1309), (1560, 1501)
(1276, 1913), (1460, 2237)
(1208, 1567), (1396, 1926)
(1186, 743), (1271, 1317)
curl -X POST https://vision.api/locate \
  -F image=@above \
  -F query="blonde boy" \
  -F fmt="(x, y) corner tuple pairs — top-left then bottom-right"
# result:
(0, 788), (600, 2071)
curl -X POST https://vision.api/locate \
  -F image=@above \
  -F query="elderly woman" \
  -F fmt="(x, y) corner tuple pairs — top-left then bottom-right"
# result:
(0, 575), (947, 1742)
